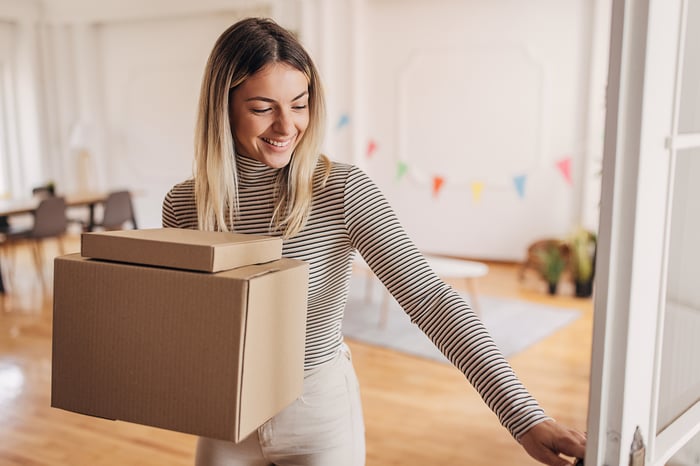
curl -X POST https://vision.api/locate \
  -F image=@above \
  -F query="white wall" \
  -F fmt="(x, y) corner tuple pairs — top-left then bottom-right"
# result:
(359, 0), (605, 260)
(0, 0), (609, 260)
(0, 0), (45, 197)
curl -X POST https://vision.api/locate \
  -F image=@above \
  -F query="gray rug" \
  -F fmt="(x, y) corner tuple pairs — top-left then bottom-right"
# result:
(341, 275), (581, 362)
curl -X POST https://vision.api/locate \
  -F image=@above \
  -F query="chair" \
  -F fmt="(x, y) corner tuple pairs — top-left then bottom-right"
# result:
(31, 183), (56, 199)
(92, 190), (137, 231)
(0, 196), (68, 291)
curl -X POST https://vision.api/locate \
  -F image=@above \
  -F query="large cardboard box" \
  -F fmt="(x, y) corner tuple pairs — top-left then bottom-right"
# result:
(81, 227), (283, 272)
(52, 233), (308, 443)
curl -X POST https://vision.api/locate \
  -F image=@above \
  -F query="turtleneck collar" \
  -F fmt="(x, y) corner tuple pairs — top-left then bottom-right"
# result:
(236, 153), (282, 185)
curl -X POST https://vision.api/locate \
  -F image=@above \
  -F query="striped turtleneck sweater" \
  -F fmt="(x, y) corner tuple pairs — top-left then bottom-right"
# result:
(162, 154), (548, 439)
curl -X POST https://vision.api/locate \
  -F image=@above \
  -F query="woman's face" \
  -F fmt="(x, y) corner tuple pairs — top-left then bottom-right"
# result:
(229, 62), (310, 168)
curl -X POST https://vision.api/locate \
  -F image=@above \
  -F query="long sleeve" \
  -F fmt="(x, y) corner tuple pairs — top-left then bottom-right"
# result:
(343, 167), (549, 439)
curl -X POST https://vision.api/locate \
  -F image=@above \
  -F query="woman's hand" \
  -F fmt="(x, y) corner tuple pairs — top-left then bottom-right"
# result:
(518, 420), (586, 465)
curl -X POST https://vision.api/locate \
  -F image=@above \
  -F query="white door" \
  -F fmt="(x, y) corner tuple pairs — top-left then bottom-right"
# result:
(587, 0), (700, 464)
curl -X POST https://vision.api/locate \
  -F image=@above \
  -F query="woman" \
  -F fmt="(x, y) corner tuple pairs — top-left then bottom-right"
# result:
(163, 17), (586, 466)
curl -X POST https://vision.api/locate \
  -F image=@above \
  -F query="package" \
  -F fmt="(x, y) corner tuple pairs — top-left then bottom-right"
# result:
(52, 229), (308, 442)
(80, 227), (283, 272)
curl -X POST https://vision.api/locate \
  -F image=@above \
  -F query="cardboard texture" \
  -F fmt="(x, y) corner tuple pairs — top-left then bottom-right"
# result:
(81, 228), (283, 272)
(52, 252), (308, 442)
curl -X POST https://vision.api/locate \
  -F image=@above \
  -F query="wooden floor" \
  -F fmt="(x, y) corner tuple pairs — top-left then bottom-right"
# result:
(0, 236), (593, 466)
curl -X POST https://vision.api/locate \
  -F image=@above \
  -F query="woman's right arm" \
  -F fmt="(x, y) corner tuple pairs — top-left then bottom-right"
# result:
(162, 189), (179, 228)
(161, 180), (198, 229)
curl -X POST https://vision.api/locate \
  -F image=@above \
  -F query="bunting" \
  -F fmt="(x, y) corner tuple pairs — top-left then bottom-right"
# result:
(343, 112), (576, 200)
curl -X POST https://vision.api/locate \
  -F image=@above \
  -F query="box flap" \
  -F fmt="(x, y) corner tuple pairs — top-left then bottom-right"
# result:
(80, 228), (282, 272)
(237, 259), (309, 440)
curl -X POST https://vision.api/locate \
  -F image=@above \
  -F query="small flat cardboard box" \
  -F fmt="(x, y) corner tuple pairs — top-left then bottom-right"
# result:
(81, 228), (283, 272)
(52, 253), (309, 442)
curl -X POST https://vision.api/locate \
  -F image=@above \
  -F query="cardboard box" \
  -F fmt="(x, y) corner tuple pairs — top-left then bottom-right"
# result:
(52, 252), (309, 442)
(81, 228), (283, 272)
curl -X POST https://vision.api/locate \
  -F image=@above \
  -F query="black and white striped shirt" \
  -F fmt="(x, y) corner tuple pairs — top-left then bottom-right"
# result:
(162, 154), (547, 439)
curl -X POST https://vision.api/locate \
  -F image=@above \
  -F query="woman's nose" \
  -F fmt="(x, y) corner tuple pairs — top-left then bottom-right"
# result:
(273, 110), (294, 134)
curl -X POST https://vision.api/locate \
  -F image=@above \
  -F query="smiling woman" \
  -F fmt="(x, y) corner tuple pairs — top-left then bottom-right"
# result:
(161, 16), (585, 466)
(228, 63), (310, 169)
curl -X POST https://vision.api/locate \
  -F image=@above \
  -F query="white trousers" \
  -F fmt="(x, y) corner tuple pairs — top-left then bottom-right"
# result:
(195, 344), (366, 466)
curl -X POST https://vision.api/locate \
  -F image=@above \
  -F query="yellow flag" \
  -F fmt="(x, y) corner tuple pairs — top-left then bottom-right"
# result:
(471, 182), (484, 203)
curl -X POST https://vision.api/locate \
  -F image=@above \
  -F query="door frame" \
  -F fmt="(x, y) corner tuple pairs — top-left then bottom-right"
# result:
(586, 0), (700, 464)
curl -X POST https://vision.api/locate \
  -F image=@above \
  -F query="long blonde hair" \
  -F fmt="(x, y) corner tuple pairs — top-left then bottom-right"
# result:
(194, 17), (330, 237)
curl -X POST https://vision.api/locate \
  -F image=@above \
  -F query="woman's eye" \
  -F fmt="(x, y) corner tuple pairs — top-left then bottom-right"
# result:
(292, 105), (307, 111)
(251, 108), (272, 114)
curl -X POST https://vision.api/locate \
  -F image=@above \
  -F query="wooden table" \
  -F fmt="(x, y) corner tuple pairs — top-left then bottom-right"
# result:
(354, 254), (489, 327)
(0, 191), (119, 230)
(0, 191), (134, 293)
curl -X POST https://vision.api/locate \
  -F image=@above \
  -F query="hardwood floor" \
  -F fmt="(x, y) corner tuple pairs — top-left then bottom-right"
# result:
(0, 236), (592, 465)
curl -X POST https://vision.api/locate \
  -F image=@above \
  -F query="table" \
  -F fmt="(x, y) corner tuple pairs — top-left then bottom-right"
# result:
(0, 191), (133, 293)
(354, 254), (489, 327)
(0, 191), (119, 231)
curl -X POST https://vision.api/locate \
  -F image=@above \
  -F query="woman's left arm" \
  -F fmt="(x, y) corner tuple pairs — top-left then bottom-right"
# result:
(342, 167), (586, 463)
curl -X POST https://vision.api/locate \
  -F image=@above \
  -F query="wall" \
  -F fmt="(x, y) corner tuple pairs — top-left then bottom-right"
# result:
(358, 0), (606, 260)
(0, 0), (44, 197)
(0, 0), (609, 261)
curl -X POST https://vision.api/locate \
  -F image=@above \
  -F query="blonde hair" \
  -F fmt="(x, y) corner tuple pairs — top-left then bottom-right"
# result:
(194, 17), (330, 237)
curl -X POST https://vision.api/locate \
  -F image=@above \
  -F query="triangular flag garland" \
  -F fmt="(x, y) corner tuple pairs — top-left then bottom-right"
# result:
(389, 158), (575, 200)
(371, 148), (576, 200)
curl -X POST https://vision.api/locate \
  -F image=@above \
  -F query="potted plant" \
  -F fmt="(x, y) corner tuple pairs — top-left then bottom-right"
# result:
(536, 242), (568, 295)
(569, 228), (597, 297)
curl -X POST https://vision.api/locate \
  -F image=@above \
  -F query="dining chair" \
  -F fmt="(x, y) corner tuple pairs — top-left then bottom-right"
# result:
(31, 183), (56, 199)
(92, 190), (137, 231)
(0, 196), (68, 291)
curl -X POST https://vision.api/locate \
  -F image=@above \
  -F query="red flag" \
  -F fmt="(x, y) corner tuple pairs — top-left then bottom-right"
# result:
(367, 140), (377, 158)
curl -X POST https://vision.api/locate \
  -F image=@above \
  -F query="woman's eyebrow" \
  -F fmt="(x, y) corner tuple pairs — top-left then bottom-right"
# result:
(245, 91), (308, 103)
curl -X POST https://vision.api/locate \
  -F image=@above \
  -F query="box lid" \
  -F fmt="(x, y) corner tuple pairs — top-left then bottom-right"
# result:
(80, 228), (283, 272)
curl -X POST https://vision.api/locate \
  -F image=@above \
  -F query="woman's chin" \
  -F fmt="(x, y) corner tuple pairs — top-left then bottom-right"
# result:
(261, 150), (294, 168)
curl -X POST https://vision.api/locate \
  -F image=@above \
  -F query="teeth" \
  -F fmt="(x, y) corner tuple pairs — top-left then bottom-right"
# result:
(263, 137), (291, 147)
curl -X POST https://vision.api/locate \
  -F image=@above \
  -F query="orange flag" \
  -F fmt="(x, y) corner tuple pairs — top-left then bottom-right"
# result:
(432, 176), (445, 198)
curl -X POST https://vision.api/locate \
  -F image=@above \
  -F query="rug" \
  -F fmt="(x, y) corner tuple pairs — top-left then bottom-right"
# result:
(341, 275), (581, 362)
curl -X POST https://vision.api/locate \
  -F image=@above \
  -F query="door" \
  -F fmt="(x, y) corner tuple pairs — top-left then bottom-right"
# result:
(587, 0), (700, 465)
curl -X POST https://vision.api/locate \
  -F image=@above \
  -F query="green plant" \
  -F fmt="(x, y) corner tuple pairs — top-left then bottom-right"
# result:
(536, 243), (567, 292)
(569, 228), (597, 283)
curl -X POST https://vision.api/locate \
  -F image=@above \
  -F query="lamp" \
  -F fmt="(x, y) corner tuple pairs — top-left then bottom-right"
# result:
(69, 120), (94, 192)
